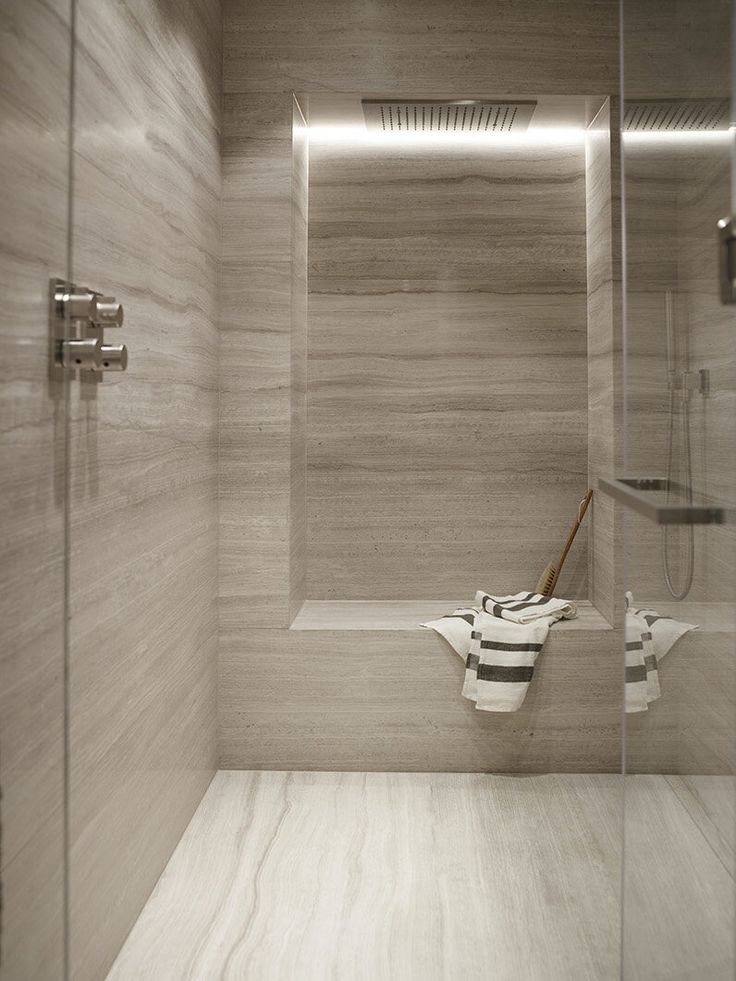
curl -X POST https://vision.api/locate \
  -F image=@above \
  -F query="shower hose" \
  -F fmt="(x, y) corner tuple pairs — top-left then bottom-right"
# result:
(661, 331), (695, 600)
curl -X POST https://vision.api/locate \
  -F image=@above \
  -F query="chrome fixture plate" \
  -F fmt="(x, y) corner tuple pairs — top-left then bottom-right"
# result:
(598, 476), (730, 525)
(361, 99), (536, 133)
(51, 278), (127, 378)
(624, 98), (730, 132)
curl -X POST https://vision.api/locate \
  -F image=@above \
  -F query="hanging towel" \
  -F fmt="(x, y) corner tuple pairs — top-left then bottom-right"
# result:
(625, 592), (698, 713)
(463, 611), (552, 711)
(421, 605), (480, 658)
(422, 592), (577, 712)
(626, 592), (699, 660)
(624, 609), (660, 713)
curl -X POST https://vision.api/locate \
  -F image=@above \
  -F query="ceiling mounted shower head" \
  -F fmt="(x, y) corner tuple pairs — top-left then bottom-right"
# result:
(361, 99), (537, 134)
(624, 98), (730, 132)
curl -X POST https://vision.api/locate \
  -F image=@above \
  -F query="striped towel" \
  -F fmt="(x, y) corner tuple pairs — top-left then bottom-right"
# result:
(474, 590), (577, 624)
(421, 605), (480, 658)
(625, 610), (660, 712)
(422, 591), (577, 712)
(625, 592), (698, 713)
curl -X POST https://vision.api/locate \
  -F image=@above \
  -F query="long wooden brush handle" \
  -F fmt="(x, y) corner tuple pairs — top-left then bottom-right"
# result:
(548, 490), (593, 593)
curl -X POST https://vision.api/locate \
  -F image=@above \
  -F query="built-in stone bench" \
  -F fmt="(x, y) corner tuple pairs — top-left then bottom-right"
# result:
(219, 600), (622, 773)
(291, 599), (613, 632)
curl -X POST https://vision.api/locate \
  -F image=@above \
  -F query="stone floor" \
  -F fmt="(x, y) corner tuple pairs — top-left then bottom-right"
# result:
(107, 771), (734, 980)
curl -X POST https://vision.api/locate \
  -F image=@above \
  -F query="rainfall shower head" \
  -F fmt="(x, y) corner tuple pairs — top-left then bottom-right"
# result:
(361, 99), (537, 134)
(624, 98), (730, 132)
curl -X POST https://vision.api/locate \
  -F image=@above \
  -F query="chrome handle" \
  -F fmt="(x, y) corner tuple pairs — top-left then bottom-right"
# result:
(63, 290), (97, 320)
(91, 296), (124, 328)
(99, 343), (127, 370)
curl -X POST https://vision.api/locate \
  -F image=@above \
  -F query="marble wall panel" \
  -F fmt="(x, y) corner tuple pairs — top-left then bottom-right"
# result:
(584, 103), (623, 625)
(66, 1), (221, 978)
(219, 624), (623, 772)
(290, 97), (309, 620)
(307, 140), (590, 600)
(623, 0), (731, 101)
(219, 92), (308, 628)
(224, 0), (619, 97)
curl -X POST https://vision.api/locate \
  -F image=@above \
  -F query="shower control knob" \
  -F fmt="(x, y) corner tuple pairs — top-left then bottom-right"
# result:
(62, 289), (97, 321)
(51, 278), (128, 380)
(60, 338), (128, 372)
(91, 296), (124, 327)
(60, 338), (101, 370)
(98, 343), (128, 371)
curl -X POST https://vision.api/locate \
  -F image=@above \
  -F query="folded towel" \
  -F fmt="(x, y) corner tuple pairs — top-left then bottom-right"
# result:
(475, 590), (577, 624)
(625, 592), (698, 713)
(423, 592), (577, 712)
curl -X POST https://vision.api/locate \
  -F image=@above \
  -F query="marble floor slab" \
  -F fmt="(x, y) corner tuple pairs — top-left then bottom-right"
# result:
(107, 771), (733, 981)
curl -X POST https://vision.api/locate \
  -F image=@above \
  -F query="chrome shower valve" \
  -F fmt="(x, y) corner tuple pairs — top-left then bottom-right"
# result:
(91, 296), (124, 328)
(51, 278), (128, 378)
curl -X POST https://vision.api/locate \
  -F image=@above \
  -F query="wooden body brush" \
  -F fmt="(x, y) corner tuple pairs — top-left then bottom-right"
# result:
(535, 490), (593, 597)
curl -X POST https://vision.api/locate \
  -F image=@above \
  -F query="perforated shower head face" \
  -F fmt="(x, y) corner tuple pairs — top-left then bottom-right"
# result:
(623, 98), (730, 132)
(361, 99), (537, 134)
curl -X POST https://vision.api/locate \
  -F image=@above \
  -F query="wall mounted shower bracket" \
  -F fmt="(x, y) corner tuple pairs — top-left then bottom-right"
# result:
(51, 278), (128, 377)
(598, 476), (730, 525)
(717, 217), (736, 304)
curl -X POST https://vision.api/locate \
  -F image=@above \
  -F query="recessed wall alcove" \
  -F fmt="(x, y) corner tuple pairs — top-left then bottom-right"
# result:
(287, 92), (621, 617)
(218, 88), (623, 771)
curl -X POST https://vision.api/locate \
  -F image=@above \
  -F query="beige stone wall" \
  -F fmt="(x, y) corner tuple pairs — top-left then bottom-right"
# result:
(585, 102), (624, 626)
(66, 2), (222, 977)
(307, 138), (589, 600)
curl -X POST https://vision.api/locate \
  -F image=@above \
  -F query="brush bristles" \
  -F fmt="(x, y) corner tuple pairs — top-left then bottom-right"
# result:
(535, 563), (558, 597)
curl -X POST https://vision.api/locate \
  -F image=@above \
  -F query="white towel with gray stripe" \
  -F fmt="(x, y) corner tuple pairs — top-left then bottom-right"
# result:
(422, 591), (577, 712)
(625, 592), (698, 713)
(474, 590), (576, 624)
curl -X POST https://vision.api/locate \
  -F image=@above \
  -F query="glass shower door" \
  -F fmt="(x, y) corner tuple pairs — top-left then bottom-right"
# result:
(620, 0), (736, 976)
(0, 1), (74, 978)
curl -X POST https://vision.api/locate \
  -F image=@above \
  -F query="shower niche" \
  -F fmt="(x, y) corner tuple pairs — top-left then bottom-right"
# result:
(218, 90), (623, 771)
(293, 92), (619, 612)
(219, 92), (623, 772)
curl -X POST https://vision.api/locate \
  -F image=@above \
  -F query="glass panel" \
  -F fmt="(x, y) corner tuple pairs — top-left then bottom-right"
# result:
(0, 0), (74, 977)
(621, 1), (736, 977)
